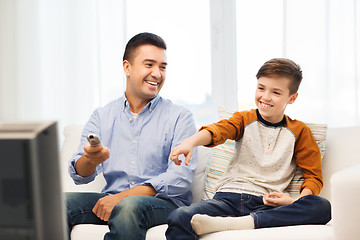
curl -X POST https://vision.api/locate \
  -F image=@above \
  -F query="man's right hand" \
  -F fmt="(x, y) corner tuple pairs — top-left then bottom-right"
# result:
(75, 143), (110, 177)
(83, 143), (110, 166)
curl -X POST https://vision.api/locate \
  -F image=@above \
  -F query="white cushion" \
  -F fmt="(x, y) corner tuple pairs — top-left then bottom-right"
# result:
(71, 223), (333, 240)
(199, 225), (333, 240)
(71, 225), (109, 240)
(331, 164), (360, 240)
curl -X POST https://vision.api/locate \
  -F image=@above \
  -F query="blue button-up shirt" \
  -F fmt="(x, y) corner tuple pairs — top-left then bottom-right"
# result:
(68, 95), (198, 206)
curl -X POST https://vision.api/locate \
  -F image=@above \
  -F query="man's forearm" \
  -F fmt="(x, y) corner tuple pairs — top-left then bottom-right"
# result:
(75, 155), (97, 177)
(114, 185), (157, 202)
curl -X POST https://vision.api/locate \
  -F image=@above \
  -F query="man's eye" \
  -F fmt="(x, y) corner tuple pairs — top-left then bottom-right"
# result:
(145, 63), (152, 67)
(160, 66), (167, 70)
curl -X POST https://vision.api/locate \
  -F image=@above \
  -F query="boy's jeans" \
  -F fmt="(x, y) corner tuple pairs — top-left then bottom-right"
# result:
(166, 192), (331, 240)
(66, 192), (177, 240)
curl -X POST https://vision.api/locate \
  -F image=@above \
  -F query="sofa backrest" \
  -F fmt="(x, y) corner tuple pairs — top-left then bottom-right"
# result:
(191, 126), (360, 202)
(60, 125), (360, 203)
(319, 126), (360, 200)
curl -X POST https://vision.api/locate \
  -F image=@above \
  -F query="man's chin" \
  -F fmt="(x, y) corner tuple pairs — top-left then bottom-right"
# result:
(143, 92), (159, 100)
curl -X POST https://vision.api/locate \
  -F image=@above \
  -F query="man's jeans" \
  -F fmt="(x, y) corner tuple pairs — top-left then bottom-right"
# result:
(66, 192), (177, 240)
(166, 192), (331, 240)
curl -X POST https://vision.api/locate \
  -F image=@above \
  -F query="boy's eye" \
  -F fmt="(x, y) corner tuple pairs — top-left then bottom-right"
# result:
(145, 63), (152, 67)
(274, 91), (280, 95)
(160, 66), (167, 70)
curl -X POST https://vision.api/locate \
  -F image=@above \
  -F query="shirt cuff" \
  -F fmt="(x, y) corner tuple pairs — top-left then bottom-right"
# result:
(68, 159), (97, 185)
(144, 178), (167, 198)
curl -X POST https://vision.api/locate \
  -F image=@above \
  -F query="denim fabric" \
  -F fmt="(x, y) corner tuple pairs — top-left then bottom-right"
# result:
(66, 192), (177, 240)
(166, 192), (331, 240)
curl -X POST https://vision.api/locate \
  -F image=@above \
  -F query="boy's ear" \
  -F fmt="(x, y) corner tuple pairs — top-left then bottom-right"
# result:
(288, 92), (298, 104)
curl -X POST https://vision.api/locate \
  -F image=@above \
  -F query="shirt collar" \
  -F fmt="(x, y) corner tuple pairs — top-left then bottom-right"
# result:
(256, 109), (286, 127)
(121, 93), (161, 113)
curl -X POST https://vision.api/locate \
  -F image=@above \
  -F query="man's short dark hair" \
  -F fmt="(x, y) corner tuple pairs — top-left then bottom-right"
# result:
(256, 58), (303, 95)
(123, 32), (167, 63)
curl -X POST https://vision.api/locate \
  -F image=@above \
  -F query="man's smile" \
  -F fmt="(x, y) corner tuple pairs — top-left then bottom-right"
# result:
(145, 80), (160, 86)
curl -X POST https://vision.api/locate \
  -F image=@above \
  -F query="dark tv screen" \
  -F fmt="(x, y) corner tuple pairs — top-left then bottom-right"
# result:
(0, 121), (66, 240)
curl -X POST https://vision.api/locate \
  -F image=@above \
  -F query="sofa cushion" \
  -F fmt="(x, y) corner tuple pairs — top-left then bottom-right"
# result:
(71, 223), (334, 240)
(202, 108), (328, 200)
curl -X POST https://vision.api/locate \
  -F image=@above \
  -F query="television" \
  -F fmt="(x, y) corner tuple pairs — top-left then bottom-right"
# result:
(0, 121), (66, 240)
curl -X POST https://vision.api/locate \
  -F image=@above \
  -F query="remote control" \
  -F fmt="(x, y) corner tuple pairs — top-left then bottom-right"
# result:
(87, 134), (101, 147)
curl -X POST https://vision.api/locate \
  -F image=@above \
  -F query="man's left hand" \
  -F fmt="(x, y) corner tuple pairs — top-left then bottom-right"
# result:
(92, 194), (122, 221)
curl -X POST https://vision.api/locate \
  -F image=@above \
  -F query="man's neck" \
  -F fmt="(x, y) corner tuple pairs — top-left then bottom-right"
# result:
(125, 93), (152, 114)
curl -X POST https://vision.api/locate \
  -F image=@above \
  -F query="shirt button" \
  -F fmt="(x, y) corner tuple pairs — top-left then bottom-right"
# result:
(131, 161), (135, 165)
(132, 139), (136, 143)
(131, 181), (135, 185)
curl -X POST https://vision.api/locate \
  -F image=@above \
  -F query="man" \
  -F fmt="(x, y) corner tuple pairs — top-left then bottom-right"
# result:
(66, 32), (198, 240)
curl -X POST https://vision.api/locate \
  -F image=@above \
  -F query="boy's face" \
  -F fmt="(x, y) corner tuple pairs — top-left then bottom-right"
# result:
(123, 44), (167, 102)
(255, 76), (298, 123)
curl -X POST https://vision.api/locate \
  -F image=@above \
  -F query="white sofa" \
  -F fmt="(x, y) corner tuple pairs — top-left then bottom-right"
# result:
(61, 125), (360, 240)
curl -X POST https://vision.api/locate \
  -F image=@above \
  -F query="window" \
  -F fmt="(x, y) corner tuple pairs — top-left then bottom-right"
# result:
(235, 0), (360, 127)
(126, 0), (212, 126)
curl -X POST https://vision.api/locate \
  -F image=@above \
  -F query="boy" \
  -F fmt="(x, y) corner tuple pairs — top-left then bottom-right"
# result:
(165, 58), (331, 240)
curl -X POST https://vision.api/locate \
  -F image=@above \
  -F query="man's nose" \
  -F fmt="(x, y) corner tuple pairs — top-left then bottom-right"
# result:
(151, 67), (162, 79)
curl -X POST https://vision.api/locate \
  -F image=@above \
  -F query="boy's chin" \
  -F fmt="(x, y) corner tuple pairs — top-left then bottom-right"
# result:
(258, 108), (272, 115)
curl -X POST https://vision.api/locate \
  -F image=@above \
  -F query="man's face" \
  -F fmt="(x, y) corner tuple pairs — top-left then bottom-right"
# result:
(123, 44), (167, 101)
(255, 76), (298, 123)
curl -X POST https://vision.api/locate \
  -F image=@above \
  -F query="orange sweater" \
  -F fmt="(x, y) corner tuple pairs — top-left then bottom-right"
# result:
(200, 109), (323, 195)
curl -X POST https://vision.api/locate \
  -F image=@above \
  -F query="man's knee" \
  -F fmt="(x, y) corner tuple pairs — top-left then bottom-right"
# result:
(110, 195), (151, 221)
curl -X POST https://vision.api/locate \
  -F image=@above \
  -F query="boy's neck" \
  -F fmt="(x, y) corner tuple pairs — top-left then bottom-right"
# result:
(256, 109), (286, 127)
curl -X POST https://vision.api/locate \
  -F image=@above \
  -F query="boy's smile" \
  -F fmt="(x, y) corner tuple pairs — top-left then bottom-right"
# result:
(255, 76), (298, 123)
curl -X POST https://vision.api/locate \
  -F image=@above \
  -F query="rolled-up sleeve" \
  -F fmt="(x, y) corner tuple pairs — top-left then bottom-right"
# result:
(68, 110), (102, 185)
(199, 111), (247, 147)
(144, 109), (198, 206)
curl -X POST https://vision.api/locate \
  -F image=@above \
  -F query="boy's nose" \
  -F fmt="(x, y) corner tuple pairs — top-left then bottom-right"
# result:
(263, 92), (271, 101)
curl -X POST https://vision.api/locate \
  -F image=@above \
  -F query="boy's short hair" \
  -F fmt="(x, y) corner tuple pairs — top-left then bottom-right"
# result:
(123, 32), (167, 63)
(256, 58), (303, 95)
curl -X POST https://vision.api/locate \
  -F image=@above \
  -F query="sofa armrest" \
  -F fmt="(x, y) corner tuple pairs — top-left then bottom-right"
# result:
(330, 164), (360, 240)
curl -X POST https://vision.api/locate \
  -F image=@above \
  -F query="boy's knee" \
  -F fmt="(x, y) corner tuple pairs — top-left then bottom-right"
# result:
(303, 195), (331, 210)
(302, 195), (331, 223)
(167, 206), (193, 225)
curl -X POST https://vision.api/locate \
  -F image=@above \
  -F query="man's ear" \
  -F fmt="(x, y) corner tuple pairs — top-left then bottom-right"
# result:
(288, 92), (298, 104)
(123, 60), (131, 77)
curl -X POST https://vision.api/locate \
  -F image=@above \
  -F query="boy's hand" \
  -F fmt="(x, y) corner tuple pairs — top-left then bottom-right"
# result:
(170, 141), (194, 166)
(263, 192), (294, 207)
